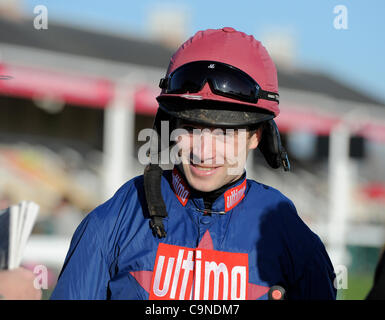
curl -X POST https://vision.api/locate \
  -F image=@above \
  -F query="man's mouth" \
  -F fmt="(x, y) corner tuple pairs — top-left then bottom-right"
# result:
(194, 167), (213, 171)
(189, 162), (222, 176)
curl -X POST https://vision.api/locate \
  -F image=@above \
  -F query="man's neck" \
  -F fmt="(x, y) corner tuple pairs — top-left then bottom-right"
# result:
(176, 166), (246, 211)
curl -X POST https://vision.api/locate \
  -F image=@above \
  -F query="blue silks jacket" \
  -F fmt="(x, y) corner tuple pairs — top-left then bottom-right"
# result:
(51, 168), (336, 300)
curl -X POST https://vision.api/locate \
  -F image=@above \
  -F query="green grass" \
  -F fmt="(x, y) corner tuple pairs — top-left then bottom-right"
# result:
(42, 289), (53, 300)
(338, 273), (374, 300)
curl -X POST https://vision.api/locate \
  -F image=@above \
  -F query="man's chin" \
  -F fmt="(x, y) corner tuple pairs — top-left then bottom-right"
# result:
(182, 166), (225, 192)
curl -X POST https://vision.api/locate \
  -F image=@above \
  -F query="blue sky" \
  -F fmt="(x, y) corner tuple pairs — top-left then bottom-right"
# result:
(24, 0), (385, 104)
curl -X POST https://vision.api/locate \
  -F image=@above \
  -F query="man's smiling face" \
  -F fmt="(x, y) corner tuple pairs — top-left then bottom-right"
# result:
(175, 121), (263, 192)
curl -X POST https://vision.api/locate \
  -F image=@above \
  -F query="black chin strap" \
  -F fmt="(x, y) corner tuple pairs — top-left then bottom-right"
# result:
(144, 163), (168, 238)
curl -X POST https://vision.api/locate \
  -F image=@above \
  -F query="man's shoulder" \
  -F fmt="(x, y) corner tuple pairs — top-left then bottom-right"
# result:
(90, 170), (172, 221)
(114, 174), (145, 196)
(246, 178), (295, 208)
(246, 180), (328, 274)
(246, 178), (320, 246)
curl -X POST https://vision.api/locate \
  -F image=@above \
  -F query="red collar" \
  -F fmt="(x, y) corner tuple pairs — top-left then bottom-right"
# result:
(171, 168), (247, 212)
(171, 167), (190, 206)
(223, 178), (247, 212)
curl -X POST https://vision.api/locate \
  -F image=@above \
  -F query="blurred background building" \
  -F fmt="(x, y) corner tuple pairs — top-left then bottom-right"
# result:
(1, 0), (385, 299)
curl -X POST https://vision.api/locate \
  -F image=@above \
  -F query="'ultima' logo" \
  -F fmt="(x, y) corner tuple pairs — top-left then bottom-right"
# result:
(149, 243), (249, 300)
(171, 168), (190, 206)
(224, 179), (246, 212)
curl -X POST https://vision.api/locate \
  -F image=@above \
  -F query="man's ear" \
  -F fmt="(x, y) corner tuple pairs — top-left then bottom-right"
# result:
(248, 126), (263, 150)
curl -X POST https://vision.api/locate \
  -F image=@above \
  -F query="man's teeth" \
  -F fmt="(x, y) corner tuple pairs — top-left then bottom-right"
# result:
(195, 165), (215, 171)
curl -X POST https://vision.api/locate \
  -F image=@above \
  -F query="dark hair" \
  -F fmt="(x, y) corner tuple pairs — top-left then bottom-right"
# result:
(246, 121), (266, 137)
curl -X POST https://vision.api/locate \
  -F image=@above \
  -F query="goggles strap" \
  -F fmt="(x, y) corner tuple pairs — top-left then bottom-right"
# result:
(159, 77), (279, 104)
(258, 89), (280, 103)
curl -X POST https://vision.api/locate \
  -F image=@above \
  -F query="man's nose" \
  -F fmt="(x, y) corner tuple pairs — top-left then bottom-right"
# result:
(192, 131), (216, 163)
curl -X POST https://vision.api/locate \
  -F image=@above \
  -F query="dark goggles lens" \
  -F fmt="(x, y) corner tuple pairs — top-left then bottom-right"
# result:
(160, 61), (279, 104)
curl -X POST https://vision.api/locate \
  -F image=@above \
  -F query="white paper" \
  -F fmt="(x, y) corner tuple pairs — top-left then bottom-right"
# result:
(1, 201), (40, 270)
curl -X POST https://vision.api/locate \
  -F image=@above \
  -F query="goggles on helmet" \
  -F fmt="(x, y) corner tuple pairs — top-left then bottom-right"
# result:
(159, 61), (279, 104)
